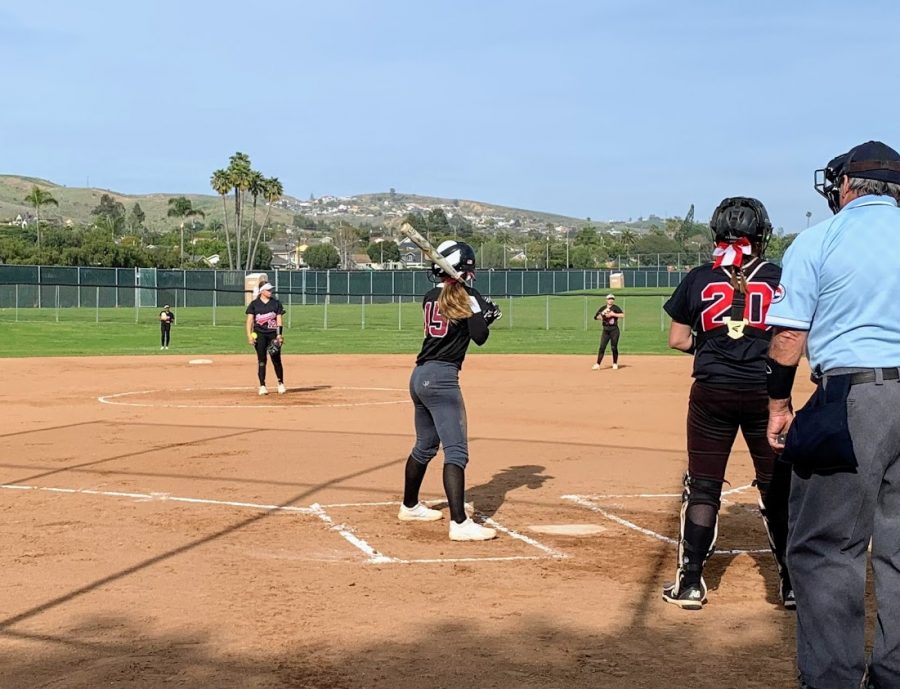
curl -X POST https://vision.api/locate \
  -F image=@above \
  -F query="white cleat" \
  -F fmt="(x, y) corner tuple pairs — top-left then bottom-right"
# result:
(277, 383), (286, 395)
(258, 385), (269, 396)
(612, 363), (619, 370)
(449, 518), (497, 541)
(398, 502), (443, 522)
(592, 363), (600, 370)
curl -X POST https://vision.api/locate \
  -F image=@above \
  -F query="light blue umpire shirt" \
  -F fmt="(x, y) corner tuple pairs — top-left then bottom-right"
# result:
(766, 195), (900, 372)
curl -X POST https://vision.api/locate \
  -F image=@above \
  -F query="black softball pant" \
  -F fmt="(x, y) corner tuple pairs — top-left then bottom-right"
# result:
(160, 323), (171, 347)
(597, 327), (620, 364)
(254, 331), (284, 386)
(687, 382), (777, 485)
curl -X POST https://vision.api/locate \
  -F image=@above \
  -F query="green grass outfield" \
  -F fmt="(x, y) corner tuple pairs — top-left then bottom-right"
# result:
(0, 289), (678, 358)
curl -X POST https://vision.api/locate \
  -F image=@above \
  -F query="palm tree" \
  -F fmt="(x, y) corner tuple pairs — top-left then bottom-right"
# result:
(167, 197), (205, 266)
(245, 170), (265, 268)
(210, 168), (235, 268)
(247, 177), (283, 270)
(23, 185), (58, 251)
(227, 152), (252, 268)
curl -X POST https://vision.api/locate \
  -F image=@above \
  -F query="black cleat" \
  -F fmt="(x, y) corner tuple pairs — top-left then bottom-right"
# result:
(662, 580), (707, 610)
(780, 577), (796, 610)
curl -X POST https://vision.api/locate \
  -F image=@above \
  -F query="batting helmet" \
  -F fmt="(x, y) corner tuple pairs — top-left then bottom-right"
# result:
(709, 197), (773, 252)
(430, 240), (476, 279)
(815, 140), (900, 214)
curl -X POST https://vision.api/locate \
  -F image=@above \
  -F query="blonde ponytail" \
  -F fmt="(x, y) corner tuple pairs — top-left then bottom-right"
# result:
(437, 281), (473, 321)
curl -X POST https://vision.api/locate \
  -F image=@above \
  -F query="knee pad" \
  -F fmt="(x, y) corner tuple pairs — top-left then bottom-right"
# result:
(676, 474), (722, 565)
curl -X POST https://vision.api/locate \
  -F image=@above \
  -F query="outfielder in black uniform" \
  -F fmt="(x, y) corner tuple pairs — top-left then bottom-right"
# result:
(245, 282), (286, 396)
(159, 304), (175, 349)
(593, 294), (624, 369)
(398, 240), (503, 541)
(661, 197), (794, 610)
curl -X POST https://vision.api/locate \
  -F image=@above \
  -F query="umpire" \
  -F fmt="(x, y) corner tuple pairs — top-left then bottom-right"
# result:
(766, 141), (900, 689)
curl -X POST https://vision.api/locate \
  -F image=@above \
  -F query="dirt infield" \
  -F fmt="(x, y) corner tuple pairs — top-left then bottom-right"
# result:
(0, 353), (816, 688)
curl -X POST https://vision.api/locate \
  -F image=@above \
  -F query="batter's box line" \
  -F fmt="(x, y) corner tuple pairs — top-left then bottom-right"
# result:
(0, 484), (566, 565)
(561, 494), (769, 556)
(313, 500), (568, 563)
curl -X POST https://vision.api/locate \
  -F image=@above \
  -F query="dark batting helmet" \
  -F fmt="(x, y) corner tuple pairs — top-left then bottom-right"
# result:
(431, 240), (476, 279)
(709, 197), (773, 253)
(815, 140), (900, 214)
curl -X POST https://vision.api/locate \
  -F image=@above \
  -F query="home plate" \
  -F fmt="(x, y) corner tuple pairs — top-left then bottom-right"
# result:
(188, 359), (213, 365)
(528, 524), (606, 536)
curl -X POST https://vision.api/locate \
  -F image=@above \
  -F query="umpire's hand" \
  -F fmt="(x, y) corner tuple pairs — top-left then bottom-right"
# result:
(767, 399), (794, 453)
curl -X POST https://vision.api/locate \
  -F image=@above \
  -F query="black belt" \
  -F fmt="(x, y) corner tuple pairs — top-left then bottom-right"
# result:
(844, 369), (900, 386)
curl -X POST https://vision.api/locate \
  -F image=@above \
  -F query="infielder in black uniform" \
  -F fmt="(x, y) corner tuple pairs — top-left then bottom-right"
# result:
(398, 240), (502, 541)
(592, 294), (624, 369)
(159, 304), (175, 349)
(245, 282), (286, 396)
(661, 197), (793, 610)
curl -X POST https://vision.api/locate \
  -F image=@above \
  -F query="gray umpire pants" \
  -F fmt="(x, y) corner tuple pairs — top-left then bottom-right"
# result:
(788, 368), (900, 689)
(408, 361), (469, 469)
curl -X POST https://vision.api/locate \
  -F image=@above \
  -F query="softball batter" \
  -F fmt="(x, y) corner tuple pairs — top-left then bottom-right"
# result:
(245, 282), (286, 396)
(398, 240), (502, 541)
(661, 197), (793, 610)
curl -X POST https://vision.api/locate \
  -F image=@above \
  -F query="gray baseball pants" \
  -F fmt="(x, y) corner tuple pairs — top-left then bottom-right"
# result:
(789, 368), (900, 689)
(408, 361), (468, 469)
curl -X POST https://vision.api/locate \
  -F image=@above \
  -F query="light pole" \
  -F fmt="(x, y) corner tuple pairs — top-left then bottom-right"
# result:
(805, 211), (812, 229)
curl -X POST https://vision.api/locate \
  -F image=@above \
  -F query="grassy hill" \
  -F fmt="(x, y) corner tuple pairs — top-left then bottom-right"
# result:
(0, 175), (597, 237)
(0, 175), (296, 231)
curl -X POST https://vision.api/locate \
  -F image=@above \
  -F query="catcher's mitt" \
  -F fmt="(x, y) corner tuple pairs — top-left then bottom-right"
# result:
(267, 339), (282, 356)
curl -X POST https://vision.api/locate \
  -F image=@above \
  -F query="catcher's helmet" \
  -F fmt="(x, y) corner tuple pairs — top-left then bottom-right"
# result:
(815, 140), (900, 214)
(430, 240), (476, 279)
(709, 197), (773, 253)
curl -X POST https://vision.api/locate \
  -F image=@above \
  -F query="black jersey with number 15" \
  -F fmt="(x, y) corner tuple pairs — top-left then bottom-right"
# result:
(664, 258), (783, 388)
(416, 285), (490, 369)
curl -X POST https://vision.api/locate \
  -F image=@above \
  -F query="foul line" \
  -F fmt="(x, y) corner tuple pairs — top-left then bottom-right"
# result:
(562, 494), (769, 555)
(0, 483), (315, 514)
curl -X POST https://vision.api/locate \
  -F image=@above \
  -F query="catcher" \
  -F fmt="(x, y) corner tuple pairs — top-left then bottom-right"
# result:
(245, 282), (286, 396)
(661, 197), (793, 610)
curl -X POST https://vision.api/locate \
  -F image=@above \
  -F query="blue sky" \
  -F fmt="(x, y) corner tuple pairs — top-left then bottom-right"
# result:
(2, 1), (898, 231)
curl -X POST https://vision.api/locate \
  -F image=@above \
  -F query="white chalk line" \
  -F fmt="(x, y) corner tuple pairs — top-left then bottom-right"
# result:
(0, 483), (316, 514)
(97, 386), (406, 410)
(308, 503), (394, 564)
(0, 485), (559, 564)
(576, 483), (755, 501)
(562, 494), (769, 555)
(311, 500), (565, 560)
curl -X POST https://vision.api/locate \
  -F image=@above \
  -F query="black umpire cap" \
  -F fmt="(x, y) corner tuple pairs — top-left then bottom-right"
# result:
(837, 140), (900, 184)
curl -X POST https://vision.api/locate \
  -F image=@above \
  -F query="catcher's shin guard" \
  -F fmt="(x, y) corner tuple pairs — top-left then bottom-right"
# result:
(757, 480), (795, 610)
(662, 473), (721, 610)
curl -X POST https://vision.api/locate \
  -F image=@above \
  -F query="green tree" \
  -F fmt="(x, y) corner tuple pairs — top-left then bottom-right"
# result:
(245, 170), (265, 267)
(210, 168), (235, 268)
(303, 243), (340, 269)
(366, 240), (400, 263)
(167, 196), (205, 266)
(227, 152), (253, 268)
(91, 194), (126, 224)
(247, 177), (283, 270)
(127, 202), (145, 233)
(23, 185), (58, 251)
(570, 245), (596, 269)
(426, 208), (451, 237)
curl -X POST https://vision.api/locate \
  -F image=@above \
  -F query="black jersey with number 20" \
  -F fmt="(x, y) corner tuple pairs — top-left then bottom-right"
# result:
(664, 258), (783, 388)
(416, 285), (491, 369)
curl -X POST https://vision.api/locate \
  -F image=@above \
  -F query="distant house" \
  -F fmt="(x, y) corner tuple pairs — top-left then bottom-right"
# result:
(398, 239), (424, 267)
(352, 253), (374, 270)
